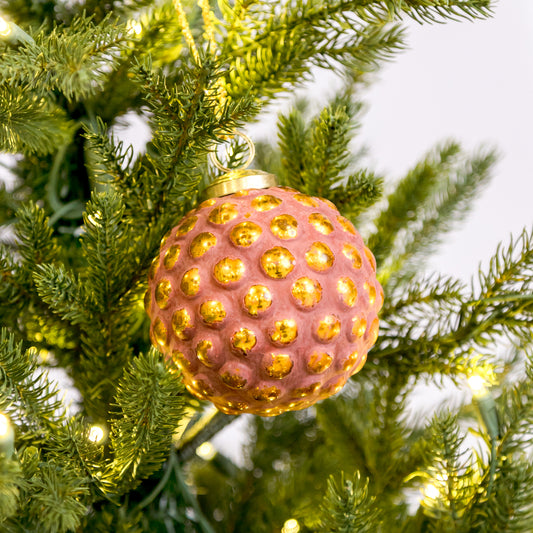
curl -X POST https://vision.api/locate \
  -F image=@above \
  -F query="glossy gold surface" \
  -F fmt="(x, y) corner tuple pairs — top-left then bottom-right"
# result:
(176, 216), (198, 236)
(189, 232), (217, 258)
(293, 193), (318, 207)
(200, 300), (226, 325)
(244, 285), (272, 316)
(251, 194), (282, 212)
(163, 244), (181, 269)
(337, 216), (356, 234)
(230, 221), (262, 247)
(364, 282), (377, 305)
(149, 256), (159, 280)
(155, 279), (172, 309)
(351, 316), (367, 338)
(305, 242), (335, 271)
(251, 386), (281, 402)
(231, 328), (257, 355)
(291, 277), (322, 308)
(342, 243), (362, 269)
(261, 247), (295, 278)
(364, 246), (376, 271)
(208, 203), (239, 224)
(221, 369), (247, 389)
(196, 340), (215, 367)
(316, 315), (341, 341)
(172, 309), (193, 340)
(270, 319), (298, 345)
(307, 351), (333, 374)
(180, 268), (201, 297)
(152, 318), (167, 347)
(214, 257), (245, 284)
(292, 382), (320, 397)
(308, 213), (334, 235)
(270, 214), (298, 239)
(265, 353), (294, 379)
(337, 277), (358, 307)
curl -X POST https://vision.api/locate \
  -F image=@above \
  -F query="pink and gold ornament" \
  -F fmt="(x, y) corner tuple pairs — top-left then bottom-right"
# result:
(146, 170), (383, 416)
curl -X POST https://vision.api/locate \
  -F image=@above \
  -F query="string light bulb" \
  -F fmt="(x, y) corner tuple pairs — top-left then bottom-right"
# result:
(88, 424), (106, 444)
(0, 16), (11, 36)
(0, 412), (15, 457)
(196, 441), (217, 461)
(467, 374), (487, 397)
(0, 15), (34, 45)
(126, 20), (143, 36)
(281, 518), (300, 533)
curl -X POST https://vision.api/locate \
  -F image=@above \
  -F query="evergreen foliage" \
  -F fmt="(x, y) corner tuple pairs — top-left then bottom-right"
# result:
(1, 0), (532, 532)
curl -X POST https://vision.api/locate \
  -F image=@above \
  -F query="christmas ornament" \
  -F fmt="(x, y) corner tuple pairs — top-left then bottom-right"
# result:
(145, 141), (383, 416)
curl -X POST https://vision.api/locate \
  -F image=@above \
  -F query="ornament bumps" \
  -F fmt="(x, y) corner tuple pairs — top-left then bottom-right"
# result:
(146, 187), (383, 416)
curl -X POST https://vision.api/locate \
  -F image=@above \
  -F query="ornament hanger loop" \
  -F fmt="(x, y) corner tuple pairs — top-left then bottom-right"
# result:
(208, 130), (256, 173)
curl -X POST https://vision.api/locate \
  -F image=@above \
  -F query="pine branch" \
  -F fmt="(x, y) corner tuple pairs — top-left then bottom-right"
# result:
(316, 471), (382, 533)
(0, 86), (75, 155)
(385, 147), (497, 285)
(102, 349), (185, 493)
(417, 412), (477, 529)
(0, 329), (65, 436)
(0, 13), (128, 102)
(368, 141), (462, 267)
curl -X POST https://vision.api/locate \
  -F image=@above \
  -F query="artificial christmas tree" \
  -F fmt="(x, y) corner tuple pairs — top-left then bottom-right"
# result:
(0, 1), (532, 532)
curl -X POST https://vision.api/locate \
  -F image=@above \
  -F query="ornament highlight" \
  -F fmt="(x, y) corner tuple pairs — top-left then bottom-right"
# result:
(146, 180), (383, 416)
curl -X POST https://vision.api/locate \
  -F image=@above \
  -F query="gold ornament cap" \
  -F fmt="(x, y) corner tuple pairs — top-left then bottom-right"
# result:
(205, 169), (278, 199)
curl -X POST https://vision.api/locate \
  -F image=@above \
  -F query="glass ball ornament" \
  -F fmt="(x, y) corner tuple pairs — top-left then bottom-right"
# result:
(145, 170), (383, 416)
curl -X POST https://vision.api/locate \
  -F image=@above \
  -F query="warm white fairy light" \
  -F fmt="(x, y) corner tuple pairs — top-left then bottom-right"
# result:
(126, 20), (143, 36)
(467, 375), (488, 397)
(0, 413), (10, 437)
(196, 441), (217, 461)
(423, 482), (441, 500)
(281, 518), (300, 533)
(0, 16), (11, 36)
(88, 425), (105, 444)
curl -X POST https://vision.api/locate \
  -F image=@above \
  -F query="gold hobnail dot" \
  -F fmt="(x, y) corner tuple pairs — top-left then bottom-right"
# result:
(172, 309), (193, 340)
(189, 232), (217, 258)
(230, 221), (262, 247)
(221, 369), (248, 390)
(251, 386), (281, 402)
(352, 316), (367, 338)
(155, 279), (172, 309)
(337, 277), (358, 307)
(342, 243), (362, 269)
(181, 268), (201, 297)
(364, 282), (377, 305)
(251, 195), (282, 212)
(316, 315), (341, 342)
(152, 318), (168, 347)
(265, 354), (294, 379)
(270, 319), (298, 345)
(291, 277), (322, 308)
(307, 351), (333, 374)
(293, 193), (318, 207)
(261, 247), (295, 279)
(196, 340), (215, 368)
(208, 203), (239, 224)
(270, 214), (298, 240)
(163, 244), (181, 269)
(176, 216), (198, 236)
(308, 213), (334, 235)
(337, 216), (356, 235)
(200, 300), (226, 325)
(244, 285), (272, 316)
(214, 257), (245, 284)
(231, 328), (257, 355)
(305, 242), (335, 272)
